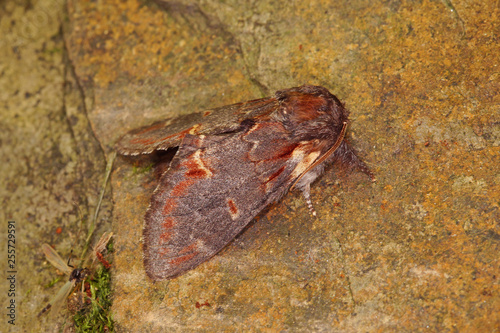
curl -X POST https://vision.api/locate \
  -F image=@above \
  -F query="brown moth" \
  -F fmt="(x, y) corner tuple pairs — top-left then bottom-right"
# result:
(116, 85), (373, 281)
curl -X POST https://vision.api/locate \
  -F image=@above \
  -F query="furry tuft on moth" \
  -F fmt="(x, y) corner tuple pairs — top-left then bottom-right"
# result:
(116, 85), (374, 281)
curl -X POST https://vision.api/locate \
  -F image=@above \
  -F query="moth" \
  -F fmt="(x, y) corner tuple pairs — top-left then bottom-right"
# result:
(38, 244), (89, 317)
(116, 85), (373, 281)
(38, 232), (113, 317)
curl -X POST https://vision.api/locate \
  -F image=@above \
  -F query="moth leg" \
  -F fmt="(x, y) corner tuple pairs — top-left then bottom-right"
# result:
(301, 183), (317, 217)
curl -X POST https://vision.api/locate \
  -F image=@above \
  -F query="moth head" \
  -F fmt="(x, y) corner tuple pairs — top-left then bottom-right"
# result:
(276, 85), (349, 142)
(69, 267), (89, 283)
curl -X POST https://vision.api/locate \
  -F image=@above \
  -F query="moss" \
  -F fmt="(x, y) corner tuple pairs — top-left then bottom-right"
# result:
(132, 162), (154, 175)
(73, 242), (114, 332)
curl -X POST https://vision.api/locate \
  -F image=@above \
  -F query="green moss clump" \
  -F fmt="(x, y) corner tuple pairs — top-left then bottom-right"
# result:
(73, 244), (114, 332)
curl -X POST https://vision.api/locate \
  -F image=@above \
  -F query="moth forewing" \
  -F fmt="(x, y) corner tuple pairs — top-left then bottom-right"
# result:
(41, 244), (73, 275)
(43, 280), (75, 318)
(91, 231), (113, 267)
(93, 232), (113, 257)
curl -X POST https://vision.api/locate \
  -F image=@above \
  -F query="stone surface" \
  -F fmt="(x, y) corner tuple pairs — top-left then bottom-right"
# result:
(0, 0), (112, 331)
(2, 0), (498, 332)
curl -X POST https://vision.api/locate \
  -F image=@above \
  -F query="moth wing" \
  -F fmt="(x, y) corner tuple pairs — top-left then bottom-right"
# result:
(42, 244), (73, 275)
(115, 97), (278, 155)
(93, 231), (113, 254)
(47, 280), (75, 317)
(91, 231), (113, 266)
(143, 122), (305, 280)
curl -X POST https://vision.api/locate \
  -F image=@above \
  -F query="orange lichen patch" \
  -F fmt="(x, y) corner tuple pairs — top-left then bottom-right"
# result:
(195, 301), (211, 308)
(379, 199), (394, 213)
(66, 0), (242, 88)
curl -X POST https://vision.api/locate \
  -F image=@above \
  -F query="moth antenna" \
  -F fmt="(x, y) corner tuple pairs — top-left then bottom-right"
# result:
(291, 122), (347, 190)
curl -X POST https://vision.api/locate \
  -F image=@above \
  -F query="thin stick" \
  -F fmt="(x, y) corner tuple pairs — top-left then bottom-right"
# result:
(80, 152), (116, 263)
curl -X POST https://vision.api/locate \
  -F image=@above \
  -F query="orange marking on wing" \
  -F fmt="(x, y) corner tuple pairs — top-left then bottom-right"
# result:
(227, 199), (238, 216)
(129, 127), (193, 145)
(159, 232), (172, 243)
(184, 159), (210, 178)
(129, 137), (162, 145)
(244, 123), (298, 161)
(162, 146), (215, 214)
(274, 143), (299, 159)
(226, 198), (240, 220)
(163, 198), (178, 215)
(170, 178), (196, 197)
(171, 150), (214, 196)
(168, 252), (197, 266)
(162, 217), (175, 229)
(203, 110), (212, 117)
(267, 166), (285, 183)
(188, 124), (201, 134)
(159, 218), (175, 243)
(178, 242), (198, 255)
(182, 150), (214, 179)
(158, 247), (171, 257)
(135, 122), (169, 135)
